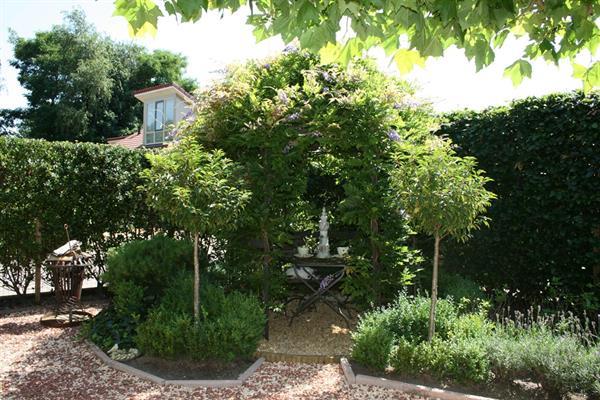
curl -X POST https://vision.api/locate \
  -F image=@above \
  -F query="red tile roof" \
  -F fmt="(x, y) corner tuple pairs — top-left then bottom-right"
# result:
(106, 131), (144, 150)
(133, 83), (194, 100)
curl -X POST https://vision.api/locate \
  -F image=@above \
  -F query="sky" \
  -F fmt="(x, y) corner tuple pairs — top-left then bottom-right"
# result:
(0, 0), (596, 112)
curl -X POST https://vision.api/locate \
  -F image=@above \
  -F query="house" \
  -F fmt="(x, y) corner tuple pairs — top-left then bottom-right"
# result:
(107, 83), (194, 149)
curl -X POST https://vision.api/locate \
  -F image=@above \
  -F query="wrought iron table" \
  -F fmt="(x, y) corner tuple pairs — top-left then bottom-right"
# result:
(286, 257), (351, 327)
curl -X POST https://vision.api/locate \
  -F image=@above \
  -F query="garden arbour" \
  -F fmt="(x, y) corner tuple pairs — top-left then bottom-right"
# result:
(186, 50), (438, 308)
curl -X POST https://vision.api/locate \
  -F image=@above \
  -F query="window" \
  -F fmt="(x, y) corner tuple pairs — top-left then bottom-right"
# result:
(145, 98), (176, 145)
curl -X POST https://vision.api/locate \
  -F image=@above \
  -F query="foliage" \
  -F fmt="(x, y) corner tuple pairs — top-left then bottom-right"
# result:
(350, 309), (394, 370)
(391, 138), (495, 242)
(7, 9), (196, 141)
(383, 293), (462, 343)
(189, 50), (432, 306)
(391, 137), (495, 339)
(485, 324), (600, 398)
(80, 306), (138, 351)
(0, 137), (161, 295)
(114, 0), (600, 90)
(439, 91), (600, 313)
(351, 294), (600, 397)
(136, 273), (265, 361)
(391, 336), (491, 384)
(439, 273), (486, 304)
(103, 236), (194, 313)
(142, 138), (250, 239)
(142, 136), (250, 320)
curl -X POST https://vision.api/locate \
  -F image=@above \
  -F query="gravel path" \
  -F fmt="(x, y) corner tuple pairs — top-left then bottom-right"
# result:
(0, 307), (426, 400)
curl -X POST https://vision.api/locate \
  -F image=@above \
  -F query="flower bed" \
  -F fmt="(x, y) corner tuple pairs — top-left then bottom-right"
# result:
(350, 294), (600, 399)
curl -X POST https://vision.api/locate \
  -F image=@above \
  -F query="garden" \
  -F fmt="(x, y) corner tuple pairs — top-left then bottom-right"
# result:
(1, 51), (599, 400)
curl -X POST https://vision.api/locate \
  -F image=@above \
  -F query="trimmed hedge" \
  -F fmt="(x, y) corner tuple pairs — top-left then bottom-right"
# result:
(438, 92), (600, 312)
(0, 137), (162, 295)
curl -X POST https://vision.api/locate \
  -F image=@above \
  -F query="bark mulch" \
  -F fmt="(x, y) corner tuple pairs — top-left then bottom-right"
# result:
(0, 307), (427, 399)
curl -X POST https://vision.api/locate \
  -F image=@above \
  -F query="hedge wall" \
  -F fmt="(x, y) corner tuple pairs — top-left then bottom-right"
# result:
(0, 137), (162, 295)
(438, 91), (600, 312)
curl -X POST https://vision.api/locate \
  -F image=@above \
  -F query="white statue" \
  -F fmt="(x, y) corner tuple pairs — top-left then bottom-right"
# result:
(317, 207), (330, 258)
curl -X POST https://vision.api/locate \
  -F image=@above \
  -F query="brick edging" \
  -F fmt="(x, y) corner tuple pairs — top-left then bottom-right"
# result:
(86, 340), (264, 388)
(339, 358), (497, 400)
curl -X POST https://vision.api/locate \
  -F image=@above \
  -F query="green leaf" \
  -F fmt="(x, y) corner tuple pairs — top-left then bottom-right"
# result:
(503, 59), (532, 86)
(393, 49), (426, 74)
(581, 62), (600, 93)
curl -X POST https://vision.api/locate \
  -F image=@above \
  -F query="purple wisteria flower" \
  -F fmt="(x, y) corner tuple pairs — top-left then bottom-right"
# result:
(393, 102), (402, 110)
(283, 44), (298, 53)
(286, 112), (300, 122)
(387, 129), (401, 142)
(321, 71), (334, 82)
(264, 63), (271, 70)
(278, 90), (289, 105)
(322, 86), (330, 94)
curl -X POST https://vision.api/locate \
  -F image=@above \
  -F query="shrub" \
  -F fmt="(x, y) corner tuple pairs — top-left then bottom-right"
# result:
(351, 309), (394, 370)
(136, 273), (265, 362)
(80, 306), (138, 351)
(440, 273), (485, 302)
(201, 291), (267, 361)
(384, 293), (459, 343)
(486, 327), (600, 398)
(135, 306), (194, 359)
(103, 236), (193, 315)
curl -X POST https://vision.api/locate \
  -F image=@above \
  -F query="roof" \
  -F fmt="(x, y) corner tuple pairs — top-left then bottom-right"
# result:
(133, 83), (194, 101)
(106, 131), (144, 150)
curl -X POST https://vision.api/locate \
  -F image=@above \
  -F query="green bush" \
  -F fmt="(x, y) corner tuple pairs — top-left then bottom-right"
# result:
(440, 273), (485, 303)
(201, 291), (267, 361)
(391, 337), (491, 384)
(384, 293), (459, 343)
(80, 306), (138, 351)
(352, 294), (599, 397)
(135, 306), (194, 359)
(351, 309), (394, 370)
(103, 236), (193, 314)
(486, 328), (600, 398)
(136, 273), (265, 362)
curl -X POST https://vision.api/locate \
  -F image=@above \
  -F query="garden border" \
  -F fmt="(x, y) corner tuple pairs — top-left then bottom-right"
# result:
(339, 358), (497, 400)
(86, 340), (264, 388)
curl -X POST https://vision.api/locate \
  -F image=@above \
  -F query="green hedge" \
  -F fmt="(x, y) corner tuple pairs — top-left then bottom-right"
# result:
(438, 92), (600, 312)
(0, 137), (162, 295)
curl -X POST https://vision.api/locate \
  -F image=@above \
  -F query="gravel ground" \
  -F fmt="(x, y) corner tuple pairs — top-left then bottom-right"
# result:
(0, 307), (426, 400)
(258, 301), (356, 356)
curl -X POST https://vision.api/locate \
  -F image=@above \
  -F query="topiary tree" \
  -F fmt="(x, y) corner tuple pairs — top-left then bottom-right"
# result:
(391, 138), (495, 341)
(142, 137), (251, 321)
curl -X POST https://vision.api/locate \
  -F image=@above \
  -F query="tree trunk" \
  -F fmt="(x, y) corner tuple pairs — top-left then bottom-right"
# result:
(34, 219), (42, 305)
(370, 217), (381, 304)
(428, 232), (441, 342)
(261, 229), (271, 339)
(193, 232), (200, 323)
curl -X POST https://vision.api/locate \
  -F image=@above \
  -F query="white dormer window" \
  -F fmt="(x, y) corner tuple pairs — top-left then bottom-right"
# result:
(134, 84), (194, 146)
(146, 98), (175, 145)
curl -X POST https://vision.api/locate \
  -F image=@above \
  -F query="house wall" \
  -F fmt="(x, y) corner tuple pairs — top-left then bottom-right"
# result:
(138, 88), (193, 145)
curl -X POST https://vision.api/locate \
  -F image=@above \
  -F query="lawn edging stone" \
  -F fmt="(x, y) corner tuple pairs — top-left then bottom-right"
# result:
(339, 358), (497, 400)
(86, 340), (264, 388)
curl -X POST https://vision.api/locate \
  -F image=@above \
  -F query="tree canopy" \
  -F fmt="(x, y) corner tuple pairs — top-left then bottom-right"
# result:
(6, 9), (197, 142)
(114, 0), (599, 91)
